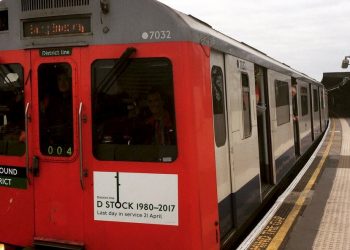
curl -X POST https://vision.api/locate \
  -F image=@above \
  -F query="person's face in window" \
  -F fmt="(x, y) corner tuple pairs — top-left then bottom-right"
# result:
(147, 92), (163, 117)
(57, 74), (71, 93)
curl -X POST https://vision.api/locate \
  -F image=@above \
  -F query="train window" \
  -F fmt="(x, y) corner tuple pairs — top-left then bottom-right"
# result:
(241, 73), (252, 138)
(0, 10), (8, 31)
(275, 80), (290, 126)
(301, 87), (309, 116)
(320, 89), (324, 110)
(92, 58), (177, 162)
(313, 89), (319, 112)
(211, 66), (226, 147)
(38, 63), (74, 157)
(0, 64), (25, 156)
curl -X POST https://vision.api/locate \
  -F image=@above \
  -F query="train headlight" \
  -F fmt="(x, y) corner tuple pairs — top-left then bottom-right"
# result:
(0, 10), (8, 31)
(0, 243), (4, 250)
(342, 56), (350, 69)
(100, 0), (110, 14)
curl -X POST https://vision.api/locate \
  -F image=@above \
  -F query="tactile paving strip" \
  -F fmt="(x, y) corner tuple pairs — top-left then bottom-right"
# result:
(312, 119), (350, 249)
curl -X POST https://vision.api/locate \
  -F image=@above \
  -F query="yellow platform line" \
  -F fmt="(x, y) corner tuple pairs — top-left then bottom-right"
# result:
(266, 120), (336, 250)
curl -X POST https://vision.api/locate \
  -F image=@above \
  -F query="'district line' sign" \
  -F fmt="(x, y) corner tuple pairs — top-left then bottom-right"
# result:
(39, 47), (72, 57)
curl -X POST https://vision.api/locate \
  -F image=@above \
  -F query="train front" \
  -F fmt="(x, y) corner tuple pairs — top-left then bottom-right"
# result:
(0, 0), (219, 249)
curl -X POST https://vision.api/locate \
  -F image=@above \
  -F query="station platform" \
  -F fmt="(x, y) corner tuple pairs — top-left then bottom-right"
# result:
(238, 118), (350, 250)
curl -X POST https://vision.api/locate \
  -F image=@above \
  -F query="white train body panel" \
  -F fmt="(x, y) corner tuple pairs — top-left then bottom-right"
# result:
(268, 70), (294, 182)
(224, 55), (260, 193)
(210, 51), (232, 203)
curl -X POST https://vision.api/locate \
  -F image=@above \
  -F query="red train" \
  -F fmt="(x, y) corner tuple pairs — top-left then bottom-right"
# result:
(0, 0), (328, 249)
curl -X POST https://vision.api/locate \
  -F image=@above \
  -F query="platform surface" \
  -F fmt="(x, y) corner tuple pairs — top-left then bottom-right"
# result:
(244, 118), (350, 250)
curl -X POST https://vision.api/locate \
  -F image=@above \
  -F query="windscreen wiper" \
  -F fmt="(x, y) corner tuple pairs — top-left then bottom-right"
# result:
(96, 47), (137, 94)
(0, 64), (12, 87)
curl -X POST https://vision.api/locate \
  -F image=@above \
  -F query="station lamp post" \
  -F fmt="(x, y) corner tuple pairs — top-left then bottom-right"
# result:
(342, 56), (350, 68)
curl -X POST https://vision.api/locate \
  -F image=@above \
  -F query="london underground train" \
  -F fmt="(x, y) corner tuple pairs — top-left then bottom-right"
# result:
(0, 0), (328, 249)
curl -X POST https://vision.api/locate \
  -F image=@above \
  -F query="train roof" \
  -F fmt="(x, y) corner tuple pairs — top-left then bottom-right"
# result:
(0, 0), (321, 85)
(166, 4), (320, 84)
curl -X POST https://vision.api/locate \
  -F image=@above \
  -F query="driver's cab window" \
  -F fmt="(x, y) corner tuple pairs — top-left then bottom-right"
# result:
(0, 64), (25, 156)
(38, 63), (73, 157)
(92, 58), (177, 162)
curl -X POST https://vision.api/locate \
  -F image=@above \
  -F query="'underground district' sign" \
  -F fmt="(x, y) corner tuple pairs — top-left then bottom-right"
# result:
(0, 166), (27, 189)
(94, 171), (178, 226)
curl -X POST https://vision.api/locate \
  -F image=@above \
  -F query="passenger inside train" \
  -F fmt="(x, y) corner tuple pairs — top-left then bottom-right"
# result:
(255, 81), (266, 116)
(144, 89), (176, 145)
(292, 84), (298, 121)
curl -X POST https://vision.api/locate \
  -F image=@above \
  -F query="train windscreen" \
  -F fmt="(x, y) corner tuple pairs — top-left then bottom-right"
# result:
(91, 57), (177, 162)
(0, 64), (25, 156)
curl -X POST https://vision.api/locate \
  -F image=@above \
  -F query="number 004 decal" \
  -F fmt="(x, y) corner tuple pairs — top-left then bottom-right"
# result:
(47, 145), (72, 156)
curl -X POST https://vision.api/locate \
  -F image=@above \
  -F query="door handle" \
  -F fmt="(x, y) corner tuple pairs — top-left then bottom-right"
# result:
(78, 102), (87, 190)
(25, 102), (31, 183)
(32, 156), (39, 177)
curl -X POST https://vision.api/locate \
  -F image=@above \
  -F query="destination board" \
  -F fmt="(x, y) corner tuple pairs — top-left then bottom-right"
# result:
(23, 15), (91, 37)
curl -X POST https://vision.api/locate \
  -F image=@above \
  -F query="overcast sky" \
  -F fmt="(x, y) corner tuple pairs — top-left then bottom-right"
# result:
(158, 0), (350, 81)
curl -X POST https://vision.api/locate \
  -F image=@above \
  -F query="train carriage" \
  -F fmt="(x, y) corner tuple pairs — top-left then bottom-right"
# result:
(0, 1), (328, 249)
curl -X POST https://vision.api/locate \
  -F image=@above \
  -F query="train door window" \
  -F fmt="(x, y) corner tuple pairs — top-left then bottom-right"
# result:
(92, 58), (177, 162)
(0, 64), (25, 156)
(241, 73), (252, 138)
(275, 80), (290, 126)
(301, 87), (309, 116)
(38, 63), (74, 157)
(313, 89), (319, 112)
(320, 89), (324, 110)
(0, 10), (8, 31)
(211, 66), (226, 147)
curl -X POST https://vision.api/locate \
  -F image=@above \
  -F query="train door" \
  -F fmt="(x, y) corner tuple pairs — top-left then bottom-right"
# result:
(30, 48), (84, 245)
(319, 87), (325, 132)
(297, 82), (313, 155)
(311, 84), (321, 139)
(224, 55), (260, 226)
(323, 88), (328, 130)
(291, 79), (300, 156)
(309, 84), (315, 141)
(254, 65), (273, 192)
(210, 51), (234, 237)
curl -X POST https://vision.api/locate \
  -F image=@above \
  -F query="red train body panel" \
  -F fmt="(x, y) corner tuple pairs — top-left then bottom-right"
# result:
(0, 43), (220, 250)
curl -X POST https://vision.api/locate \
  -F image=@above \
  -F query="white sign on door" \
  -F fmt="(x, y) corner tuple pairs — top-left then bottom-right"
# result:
(94, 171), (178, 226)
